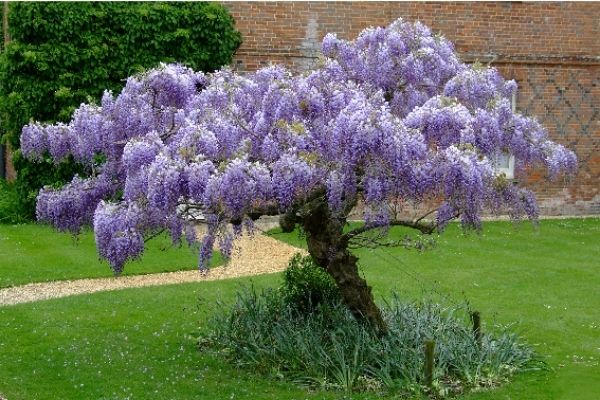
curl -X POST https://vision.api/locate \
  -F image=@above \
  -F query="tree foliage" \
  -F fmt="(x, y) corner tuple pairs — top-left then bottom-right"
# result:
(0, 2), (241, 217)
(20, 19), (576, 331)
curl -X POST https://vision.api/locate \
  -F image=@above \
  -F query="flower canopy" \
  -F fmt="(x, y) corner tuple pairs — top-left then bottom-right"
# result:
(21, 19), (576, 273)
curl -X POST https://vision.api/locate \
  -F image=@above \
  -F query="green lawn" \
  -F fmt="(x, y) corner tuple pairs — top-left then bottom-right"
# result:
(1, 218), (599, 399)
(0, 224), (222, 288)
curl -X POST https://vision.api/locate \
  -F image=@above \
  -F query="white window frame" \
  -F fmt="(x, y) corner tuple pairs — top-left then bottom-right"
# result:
(492, 91), (517, 180)
(492, 152), (515, 180)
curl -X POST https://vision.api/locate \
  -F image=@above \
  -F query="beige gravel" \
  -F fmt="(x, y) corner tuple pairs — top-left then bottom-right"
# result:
(0, 233), (306, 307)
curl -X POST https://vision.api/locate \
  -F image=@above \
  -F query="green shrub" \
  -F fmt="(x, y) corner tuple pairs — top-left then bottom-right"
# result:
(278, 211), (296, 233)
(280, 253), (341, 313)
(0, 2), (241, 218)
(203, 285), (537, 396)
(10, 150), (86, 220)
(0, 179), (28, 224)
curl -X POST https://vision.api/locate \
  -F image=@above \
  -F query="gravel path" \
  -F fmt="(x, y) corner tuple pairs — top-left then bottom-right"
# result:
(0, 233), (306, 307)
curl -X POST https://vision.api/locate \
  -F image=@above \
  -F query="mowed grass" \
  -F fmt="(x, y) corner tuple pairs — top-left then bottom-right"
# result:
(0, 224), (222, 288)
(0, 218), (599, 399)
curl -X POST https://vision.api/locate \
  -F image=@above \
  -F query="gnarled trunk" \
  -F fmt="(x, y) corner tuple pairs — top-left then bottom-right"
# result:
(301, 196), (388, 335)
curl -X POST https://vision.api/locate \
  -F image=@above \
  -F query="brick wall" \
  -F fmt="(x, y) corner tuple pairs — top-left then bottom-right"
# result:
(223, 1), (600, 216)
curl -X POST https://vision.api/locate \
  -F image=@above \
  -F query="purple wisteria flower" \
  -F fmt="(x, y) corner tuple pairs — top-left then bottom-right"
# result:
(21, 19), (577, 274)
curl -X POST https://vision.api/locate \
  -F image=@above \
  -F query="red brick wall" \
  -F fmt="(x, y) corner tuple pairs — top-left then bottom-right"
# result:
(507, 65), (599, 215)
(223, 1), (599, 216)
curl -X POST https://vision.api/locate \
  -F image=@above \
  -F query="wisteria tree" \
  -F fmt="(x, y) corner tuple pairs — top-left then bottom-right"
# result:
(21, 19), (576, 334)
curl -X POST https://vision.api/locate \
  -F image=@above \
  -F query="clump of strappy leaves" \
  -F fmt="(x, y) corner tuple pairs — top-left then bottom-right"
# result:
(201, 255), (539, 397)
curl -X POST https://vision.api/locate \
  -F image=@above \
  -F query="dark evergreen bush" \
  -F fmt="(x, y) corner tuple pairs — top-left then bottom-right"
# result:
(0, 179), (28, 224)
(0, 2), (241, 218)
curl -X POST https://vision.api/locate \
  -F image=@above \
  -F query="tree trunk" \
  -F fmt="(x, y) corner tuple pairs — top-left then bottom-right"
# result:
(301, 195), (388, 335)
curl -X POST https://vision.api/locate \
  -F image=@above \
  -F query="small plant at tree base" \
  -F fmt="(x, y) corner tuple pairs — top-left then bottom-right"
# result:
(280, 253), (341, 313)
(278, 211), (297, 233)
(202, 284), (538, 396)
(20, 19), (576, 334)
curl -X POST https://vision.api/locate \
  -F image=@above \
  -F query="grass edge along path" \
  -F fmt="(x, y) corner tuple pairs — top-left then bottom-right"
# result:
(0, 224), (203, 288)
(0, 233), (305, 306)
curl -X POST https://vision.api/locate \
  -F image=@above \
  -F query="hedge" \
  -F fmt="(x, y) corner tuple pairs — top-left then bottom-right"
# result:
(0, 2), (241, 219)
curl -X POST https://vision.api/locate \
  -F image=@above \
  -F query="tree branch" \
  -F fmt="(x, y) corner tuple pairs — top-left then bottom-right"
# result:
(144, 229), (165, 243)
(229, 110), (262, 140)
(415, 207), (439, 224)
(348, 233), (436, 251)
(342, 218), (436, 243)
(245, 202), (281, 221)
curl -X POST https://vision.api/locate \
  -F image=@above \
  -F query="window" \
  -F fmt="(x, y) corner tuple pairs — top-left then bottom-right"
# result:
(492, 152), (515, 179)
(492, 91), (517, 179)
